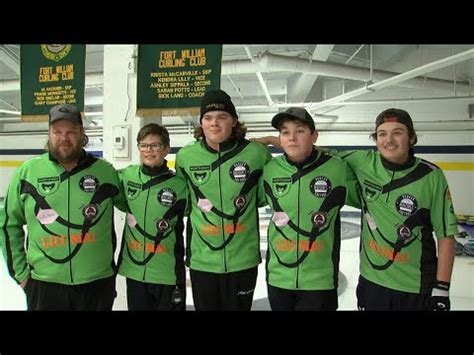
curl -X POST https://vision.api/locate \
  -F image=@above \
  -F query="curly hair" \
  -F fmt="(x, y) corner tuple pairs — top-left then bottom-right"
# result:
(194, 120), (248, 141)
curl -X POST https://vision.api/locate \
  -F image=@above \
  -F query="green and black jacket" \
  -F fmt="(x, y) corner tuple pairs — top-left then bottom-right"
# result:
(330, 149), (458, 293)
(262, 149), (359, 291)
(117, 163), (187, 286)
(0, 151), (126, 285)
(175, 138), (272, 273)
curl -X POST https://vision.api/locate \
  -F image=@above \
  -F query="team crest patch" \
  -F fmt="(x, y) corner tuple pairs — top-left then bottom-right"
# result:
(311, 211), (328, 228)
(156, 218), (170, 232)
(157, 188), (177, 207)
(309, 176), (332, 198)
(272, 177), (292, 197)
(229, 162), (249, 183)
(79, 175), (100, 193)
(395, 194), (418, 216)
(234, 195), (247, 210)
(41, 44), (72, 62)
(190, 165), (211, 185)
(82, 204), (99, 220)
(37, 176), (60, 195)
(363, 180), (382, 201)
(126, 181), (142, 200)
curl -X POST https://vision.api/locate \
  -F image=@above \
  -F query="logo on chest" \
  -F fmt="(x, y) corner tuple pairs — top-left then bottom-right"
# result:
(157, 188), (177, 207)
(37, 176), (60, 195)
(190, 165), (211, 185)
(229, 162), (250, 183)
(363, 180), (382, 201)
(79, 175), (100, 193)
(309, 176), (332, 198)
(395, 194), (418, 216)
(126, 181), (142, 200)
(272, 177), (292, 197)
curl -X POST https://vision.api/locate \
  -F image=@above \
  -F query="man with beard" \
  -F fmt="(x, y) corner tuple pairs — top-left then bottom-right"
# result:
(0, 104), (126, 310)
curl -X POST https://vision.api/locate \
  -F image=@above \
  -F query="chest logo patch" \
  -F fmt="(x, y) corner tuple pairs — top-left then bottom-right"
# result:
(310, 176), (332, 198)
(37, 176), (60, 195)
(229, 162), (249, 183)
(190, 165), (211, 185)
(395, 194), (418, 216)
(79, 175), (100, 193)
(272, 177), (292, 197)
(363, 179), (382, 202)
(157, 188), (176, 207)
(126, 181), (142, 200)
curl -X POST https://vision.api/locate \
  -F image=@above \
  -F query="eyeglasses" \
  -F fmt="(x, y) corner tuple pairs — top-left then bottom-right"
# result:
(137, 143), (164, 152)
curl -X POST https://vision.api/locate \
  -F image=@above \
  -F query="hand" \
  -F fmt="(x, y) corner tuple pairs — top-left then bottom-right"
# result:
(20, 277), (29, 289)
(428, 280), (450, 311)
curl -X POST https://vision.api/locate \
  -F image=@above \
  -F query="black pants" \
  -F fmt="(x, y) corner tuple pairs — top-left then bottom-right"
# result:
(267, 284), (338, 311)
(356, 275), (429, 311)
(126, 278), (186, 311)
(24, 276), (116, 311)
(190, 266), (258, 311)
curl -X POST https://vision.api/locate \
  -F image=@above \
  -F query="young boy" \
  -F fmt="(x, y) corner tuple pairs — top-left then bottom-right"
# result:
(117, 123), (187, 311)
(261, 107), (359, 310)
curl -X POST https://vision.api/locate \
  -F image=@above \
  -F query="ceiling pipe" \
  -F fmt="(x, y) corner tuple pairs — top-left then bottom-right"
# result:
(308, 48), (474, 112)
(222, 52), (471, 93)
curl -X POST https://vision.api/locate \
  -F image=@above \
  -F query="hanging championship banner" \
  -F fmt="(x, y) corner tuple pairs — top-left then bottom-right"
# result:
(136, 44), (222, 118)
(20, 44), (86, 122)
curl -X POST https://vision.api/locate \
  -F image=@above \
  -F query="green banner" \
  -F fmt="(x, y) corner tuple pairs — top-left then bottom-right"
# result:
(20, 44), (86, 122)
(136, 45), (222, 117)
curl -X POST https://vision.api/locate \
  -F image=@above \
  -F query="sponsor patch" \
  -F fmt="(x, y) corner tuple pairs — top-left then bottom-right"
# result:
(36, 208), (59, 225)
(309, 176), (332, 198)
(272, 211), (289, 227)
(311, 211), (327, 227)
(229, 162), (249, 183)
(197, 198), (213, 212)
(79, 175), (100, 193)
(156, 218), (170, 232)
(157, 188), (177, 207)
(395, 194), (418, 216)
(397, 224), (412, 242)
(234, 195), (246, 210)
(82, 204), (99, 220)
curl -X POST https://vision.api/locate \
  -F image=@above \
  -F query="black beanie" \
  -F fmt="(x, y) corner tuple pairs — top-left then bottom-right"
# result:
(200, 89), (237, 121)
(375, 108), (414, 131)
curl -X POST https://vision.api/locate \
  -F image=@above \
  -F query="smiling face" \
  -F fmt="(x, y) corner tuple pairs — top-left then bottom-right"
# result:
(138, 134), (170, 168)
(279, 119), (318, 164)
(201, 110), (236, 150)
(375, 121), (416, 164)
(48, 119), (84, 167)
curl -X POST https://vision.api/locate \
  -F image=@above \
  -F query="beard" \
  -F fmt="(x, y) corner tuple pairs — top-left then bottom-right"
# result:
(48, 141), (83, 164)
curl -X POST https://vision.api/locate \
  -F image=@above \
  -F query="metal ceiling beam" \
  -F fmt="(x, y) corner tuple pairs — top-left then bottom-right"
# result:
(287, 45), (334, 103)
(308, 48), (474, 112)
(223, 52), (471, 93)
(0, 45), (20, 75)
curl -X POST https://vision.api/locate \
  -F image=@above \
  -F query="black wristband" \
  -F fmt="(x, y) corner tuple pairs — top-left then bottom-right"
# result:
(435, 280), (450, 291)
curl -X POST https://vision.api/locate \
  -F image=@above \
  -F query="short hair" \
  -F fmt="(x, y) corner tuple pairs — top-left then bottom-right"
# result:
(136, 123), (170, 147)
